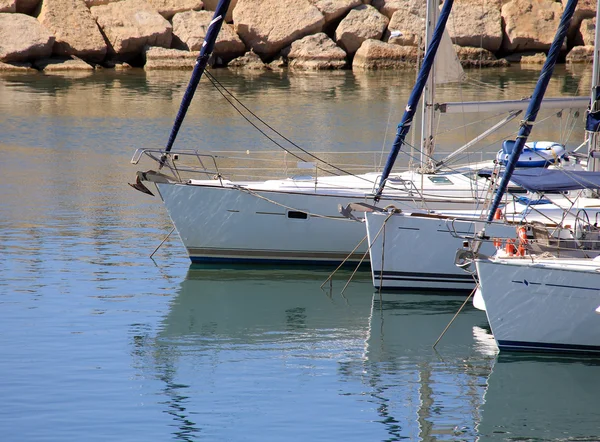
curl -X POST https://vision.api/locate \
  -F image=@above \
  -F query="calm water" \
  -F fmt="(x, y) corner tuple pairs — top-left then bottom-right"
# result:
(1, 67), (600, 441)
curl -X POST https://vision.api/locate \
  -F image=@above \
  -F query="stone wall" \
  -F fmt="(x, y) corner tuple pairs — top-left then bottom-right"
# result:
(0, 0), (596, 72)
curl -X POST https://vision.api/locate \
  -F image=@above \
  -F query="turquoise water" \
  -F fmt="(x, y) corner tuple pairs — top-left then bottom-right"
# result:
(1, 67), (599, 441)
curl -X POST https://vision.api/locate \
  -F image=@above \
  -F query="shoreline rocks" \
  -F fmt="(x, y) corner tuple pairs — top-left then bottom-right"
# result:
(0, 0), (597, 72)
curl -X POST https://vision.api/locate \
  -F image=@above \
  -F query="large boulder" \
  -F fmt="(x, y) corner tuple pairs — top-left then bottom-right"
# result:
(0, 60), (35, 71)
(33, 56), (94, 71)
(283, 32), (347, 69)
(172, 10), (245, 61)
(454, 45), (508, 67)
(579, 16), (595, 46)
(38, 0), (107, 63)
(335, 4), (388, 55)
(15, 0), (39, 13)
(561, 0), (596, 43)
(501, 0), (565, 52)
(233, 0), (324, 59)
(90, 0), (172, 56)
(307, 0), (362, 24)
(371, 0), (406, 19)
(0, 13), (54, 62)
(386, 2), (426, 47)
(352, 39), (417, 69)
(446, 0), (503, 52)
(566, 45), (594, 63)
(145, 0), (204, 19)
(202, 0), (238, 22)
(227, 50), (269, 70)
(143, 46), (196, 69)
(0, 0), (16, 13)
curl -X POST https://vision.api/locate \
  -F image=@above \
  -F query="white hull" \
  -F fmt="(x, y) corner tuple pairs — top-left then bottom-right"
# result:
(365, 212), (516, 291)
(476, 257), (600, 354)
(155, 172), (486, 265)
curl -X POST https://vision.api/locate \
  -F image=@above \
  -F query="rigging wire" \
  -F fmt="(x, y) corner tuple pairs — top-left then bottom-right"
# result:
(204, 69), (387, 184)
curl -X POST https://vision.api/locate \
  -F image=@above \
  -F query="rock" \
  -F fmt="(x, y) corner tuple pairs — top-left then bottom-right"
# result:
(15, 0), (39, 14)
(579, 17), (595, 46)
(520, 52), (547, 64)
(454, 45), (508, 67)
(38, 0), (107, 63)
(143, 46), (197, 69)
(233, 0), (324, 59)
(33, 56), (95, 71)
(307, 0), (362, 24)
(145, 0), (204, 19)
(0, 13), (54, 62)
(566, 45), (594, 63)
(446, 0), (503, 52)
(227, 50), (269, 70)
(90, 0), (172, 57)
(114, 61), (133, 69)
(172, 10), (245, 61)
(386, 2), (426, 47)
(352, 39), (417, 69)
(202, 0), (238, 22)
(371, 0), (407, 19)
(335, 4), (388, 55)
(0, 60), (35, 71)
(501, 0), (565, 53)
(561, 0), (596, 42)
(268, 56), (286, 70)
(283, 32), (346, 69)
(0, 0), (16, 13)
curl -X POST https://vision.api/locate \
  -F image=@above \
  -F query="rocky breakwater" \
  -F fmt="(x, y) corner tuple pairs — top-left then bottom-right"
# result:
(0, 0), (597, 73)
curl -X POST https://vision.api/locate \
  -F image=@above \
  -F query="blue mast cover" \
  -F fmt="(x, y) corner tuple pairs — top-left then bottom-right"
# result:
(374, 0), (455, 199)
(486, 0), (578, 222)
(163, 0), (232, 154)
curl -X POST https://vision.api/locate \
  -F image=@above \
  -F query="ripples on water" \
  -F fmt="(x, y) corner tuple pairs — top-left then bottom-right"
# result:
(1, 67), (599, 441)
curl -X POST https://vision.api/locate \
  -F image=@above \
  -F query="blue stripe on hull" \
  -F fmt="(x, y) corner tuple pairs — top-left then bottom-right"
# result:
(189, 256), (367, 268)
(373, 271), (474, 283)
(498, 340), (600, 354)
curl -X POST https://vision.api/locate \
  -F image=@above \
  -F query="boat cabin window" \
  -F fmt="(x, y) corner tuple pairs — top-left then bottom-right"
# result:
(427, 176), (453, 185)
(287, 210), (308, 220)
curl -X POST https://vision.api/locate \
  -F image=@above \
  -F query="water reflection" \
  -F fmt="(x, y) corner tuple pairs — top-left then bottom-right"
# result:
(148, 269), (497, 441)
(477, 334), (600, 441)
(364, 293), (494, 441)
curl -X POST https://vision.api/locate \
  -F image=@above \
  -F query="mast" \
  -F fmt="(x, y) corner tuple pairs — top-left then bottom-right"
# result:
(485, 0), (579, 223)
(420, 0), (439, 170)
(161, 0), (232, 162)
(586, 1), (600, 172)
(375, 0), (455, 199)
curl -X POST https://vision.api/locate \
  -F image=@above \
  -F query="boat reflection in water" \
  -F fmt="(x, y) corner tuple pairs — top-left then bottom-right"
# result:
(365, 293), (495, 441)
(147, 267), (501, 441)
(474, 327), (600, 441)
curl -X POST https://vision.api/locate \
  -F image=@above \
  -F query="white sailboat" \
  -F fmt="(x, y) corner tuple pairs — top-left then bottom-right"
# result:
(476, 256), (600, 353)
(474, 0), (600, 354)
(362, 0), (597, 291)
(130, 0), (584, 265)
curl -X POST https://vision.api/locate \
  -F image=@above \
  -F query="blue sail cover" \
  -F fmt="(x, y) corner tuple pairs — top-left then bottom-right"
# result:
(374, 0), (455, 198)
(505, 169), (600, 192)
